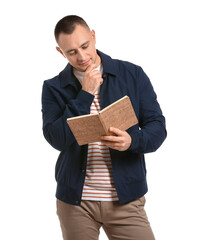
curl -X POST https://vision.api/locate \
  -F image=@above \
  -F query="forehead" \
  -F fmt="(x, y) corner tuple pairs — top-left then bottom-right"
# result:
(57, 25), (91, 50)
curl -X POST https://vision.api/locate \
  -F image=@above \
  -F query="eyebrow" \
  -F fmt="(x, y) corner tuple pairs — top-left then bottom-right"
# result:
(66, 41), (89, 53)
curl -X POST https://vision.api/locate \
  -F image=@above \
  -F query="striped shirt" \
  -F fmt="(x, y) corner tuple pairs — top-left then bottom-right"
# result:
(73, 65), (119, 201)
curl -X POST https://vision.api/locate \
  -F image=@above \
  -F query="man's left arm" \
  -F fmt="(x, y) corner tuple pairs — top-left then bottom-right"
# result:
(101, 67), (167, 153)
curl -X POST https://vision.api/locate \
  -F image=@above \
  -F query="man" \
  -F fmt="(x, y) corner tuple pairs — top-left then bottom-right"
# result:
(42, 15), (167, 240)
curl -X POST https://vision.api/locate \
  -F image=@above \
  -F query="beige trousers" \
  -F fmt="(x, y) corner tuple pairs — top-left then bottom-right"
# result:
(57, 197), (155, 240)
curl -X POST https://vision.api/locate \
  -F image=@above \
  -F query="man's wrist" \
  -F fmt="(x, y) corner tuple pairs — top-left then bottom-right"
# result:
(81, 87), (95, 95)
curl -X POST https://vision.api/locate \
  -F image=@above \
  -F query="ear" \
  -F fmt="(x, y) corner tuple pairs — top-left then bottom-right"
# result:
(56, 47), (66, 58)
(91, 30), (96, 43)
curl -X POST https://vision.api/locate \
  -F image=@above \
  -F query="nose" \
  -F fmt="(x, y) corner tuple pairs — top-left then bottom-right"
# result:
(77, 49), (86, 62)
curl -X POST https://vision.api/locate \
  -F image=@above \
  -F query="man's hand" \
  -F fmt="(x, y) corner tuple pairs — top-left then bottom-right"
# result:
(100, 127), (132, 151)
(82, 64), (103, 95)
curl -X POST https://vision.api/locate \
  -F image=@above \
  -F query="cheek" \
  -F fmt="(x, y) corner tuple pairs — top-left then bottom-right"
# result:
(66, 56), (76, 64)
(88, 44), (96, 55)
(90, 50), (97, 60)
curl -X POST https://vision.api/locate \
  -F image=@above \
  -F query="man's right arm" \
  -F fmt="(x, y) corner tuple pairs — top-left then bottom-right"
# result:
(42, 63), (103, 151)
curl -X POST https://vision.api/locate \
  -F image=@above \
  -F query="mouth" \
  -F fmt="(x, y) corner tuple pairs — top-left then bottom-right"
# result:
(79, 59), (90, 66)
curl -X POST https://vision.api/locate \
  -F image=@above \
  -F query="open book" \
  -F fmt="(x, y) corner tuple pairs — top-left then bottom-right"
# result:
(67, 95), (138, 145)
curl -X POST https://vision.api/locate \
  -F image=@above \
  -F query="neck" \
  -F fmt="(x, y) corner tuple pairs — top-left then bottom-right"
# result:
(95, 53), (101, 67)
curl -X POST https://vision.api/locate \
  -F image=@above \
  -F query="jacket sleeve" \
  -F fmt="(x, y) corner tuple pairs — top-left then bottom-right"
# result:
(127, 67), (167, 154)
(41, 81), (94, 151)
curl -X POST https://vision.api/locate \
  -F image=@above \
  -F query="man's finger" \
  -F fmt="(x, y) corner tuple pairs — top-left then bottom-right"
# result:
(85, 63), (97, 73)
(109, 127), (124, 136)
(101, 135), (123, 142)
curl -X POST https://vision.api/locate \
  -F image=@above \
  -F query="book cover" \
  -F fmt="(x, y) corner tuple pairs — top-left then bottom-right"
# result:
(67, 96), (138, 145)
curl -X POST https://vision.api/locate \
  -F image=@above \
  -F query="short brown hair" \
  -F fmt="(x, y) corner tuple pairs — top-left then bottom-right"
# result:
(54, 15), (90, 42)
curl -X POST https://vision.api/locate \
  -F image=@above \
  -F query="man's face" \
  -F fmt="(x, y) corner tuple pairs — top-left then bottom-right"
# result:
(56, 25), (100, 72)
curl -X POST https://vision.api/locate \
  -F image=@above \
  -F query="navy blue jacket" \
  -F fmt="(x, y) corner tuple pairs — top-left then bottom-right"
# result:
(41, 50), (167, 206)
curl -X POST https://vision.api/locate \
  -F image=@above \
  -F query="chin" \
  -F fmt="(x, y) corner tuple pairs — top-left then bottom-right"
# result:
(76, 66), (87, 72)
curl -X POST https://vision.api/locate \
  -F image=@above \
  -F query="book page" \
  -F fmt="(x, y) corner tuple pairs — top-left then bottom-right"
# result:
(67, 114), (107, 145)
(99, 96), (138, 132)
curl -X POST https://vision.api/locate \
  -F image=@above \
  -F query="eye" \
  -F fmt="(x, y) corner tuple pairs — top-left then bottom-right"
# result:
(82, 44), (89, 49)
(69, 50), (76, 56)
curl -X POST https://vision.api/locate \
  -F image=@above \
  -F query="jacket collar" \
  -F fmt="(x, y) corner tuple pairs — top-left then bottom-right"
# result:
(97, 50), (117, 76)
(60, 50), (117, 88)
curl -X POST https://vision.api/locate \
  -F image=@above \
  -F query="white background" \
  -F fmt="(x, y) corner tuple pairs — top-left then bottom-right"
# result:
(0, 0), (205, 239)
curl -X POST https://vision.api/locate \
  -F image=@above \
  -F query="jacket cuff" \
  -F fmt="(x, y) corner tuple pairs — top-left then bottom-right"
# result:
(127, 128), (144, 153)
(76, 89), (95, 104)
(75, 90), (95, 115)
